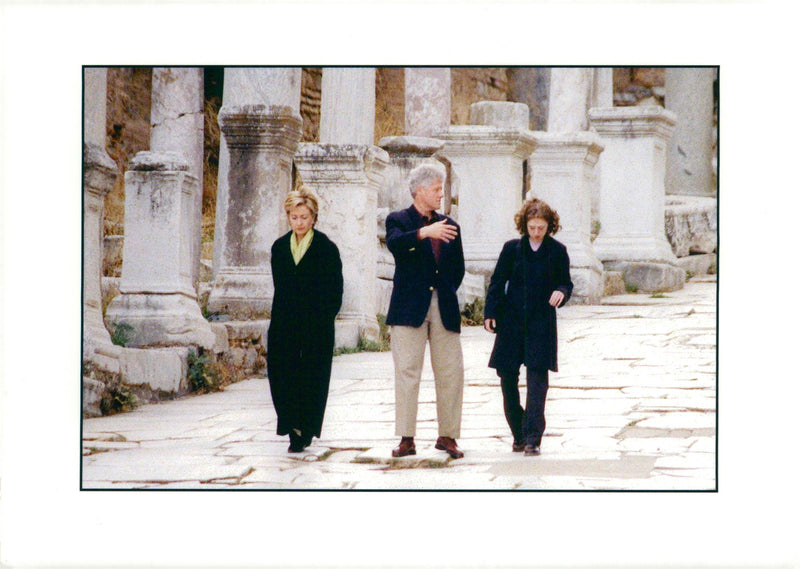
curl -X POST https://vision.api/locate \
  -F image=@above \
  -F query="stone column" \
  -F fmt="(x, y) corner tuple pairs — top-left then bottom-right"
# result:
(548, 68), (593, 132)
(665, 67), (716, 196)
(588, 107), (685, 292)
(105, 152), (215, 348)
(507, 67), (549, 131)
(528, 132), (605, 304)
(434, 119), (537, 278)
(150, 67), (205, 289)
(212, 68), (302, 277)
(207, 104), (303, 319)
(405, 68), (451, 137)
(592, 68), (614, 108)
(294, 144), (389, 348)
(83, 67), (121, 373)
(319, 67), (375, 145)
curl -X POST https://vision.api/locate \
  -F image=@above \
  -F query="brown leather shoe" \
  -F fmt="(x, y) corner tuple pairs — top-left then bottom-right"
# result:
(392, 437), (416, 457)
(435, 436), (464, 459)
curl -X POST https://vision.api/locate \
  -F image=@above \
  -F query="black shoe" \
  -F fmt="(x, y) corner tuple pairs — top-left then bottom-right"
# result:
(288, 430), (306, 453)
(512, 440), (526, 452)
(524, 444), (541, 456)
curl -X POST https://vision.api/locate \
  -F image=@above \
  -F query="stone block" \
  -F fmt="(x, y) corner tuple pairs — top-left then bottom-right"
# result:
(665, 195), (717, 257)
(376, 278), (393, 317)
(103, 235), (124, 277)
(469, 101), (529, 130)
(120, 347), (190, 394)
(605, 261), (686, 293)
(457, 271), (485, 309)
(210, 322), (229, 354)
(603, 271), (626, 296)
(82, 376), (106, 418)
(677, 254), (717, 278)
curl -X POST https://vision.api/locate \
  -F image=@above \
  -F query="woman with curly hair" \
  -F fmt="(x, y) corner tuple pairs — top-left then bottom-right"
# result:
(483, 197), (573, 456)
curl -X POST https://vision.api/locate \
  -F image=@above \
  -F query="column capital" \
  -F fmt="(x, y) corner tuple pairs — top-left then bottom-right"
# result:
(83, 142), (117, 199)
(530, 131), (605, 165)
(434, 126), (537, 159)
(219, 104), (303, 153)
(588, 106), (677, 141)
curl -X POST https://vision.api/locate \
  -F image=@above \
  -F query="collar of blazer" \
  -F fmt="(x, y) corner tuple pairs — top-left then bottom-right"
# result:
(406, 204), (444, 227)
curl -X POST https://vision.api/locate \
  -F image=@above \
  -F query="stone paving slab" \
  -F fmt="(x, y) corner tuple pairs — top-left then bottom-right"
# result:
(82, 276), (717, 491)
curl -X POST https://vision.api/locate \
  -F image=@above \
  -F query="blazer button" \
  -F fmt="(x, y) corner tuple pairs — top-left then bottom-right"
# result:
(429, 286), (434, 291)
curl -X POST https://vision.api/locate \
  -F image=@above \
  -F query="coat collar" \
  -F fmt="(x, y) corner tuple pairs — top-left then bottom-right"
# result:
(406, 204), (442, 226)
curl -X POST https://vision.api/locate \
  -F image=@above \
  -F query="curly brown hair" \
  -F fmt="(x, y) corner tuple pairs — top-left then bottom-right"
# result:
(514, 197), (561, 236)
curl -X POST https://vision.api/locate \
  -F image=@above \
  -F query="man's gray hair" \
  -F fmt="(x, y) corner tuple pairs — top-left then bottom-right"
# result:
(408, 162), (447, 197)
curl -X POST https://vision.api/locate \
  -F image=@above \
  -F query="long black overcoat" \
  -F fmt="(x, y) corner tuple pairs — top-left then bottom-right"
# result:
(267, 230), (343, 438)
(484, 235), (573, 372)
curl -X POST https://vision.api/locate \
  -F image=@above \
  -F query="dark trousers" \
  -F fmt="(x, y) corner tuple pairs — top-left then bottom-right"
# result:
(497, 367), (549, 446)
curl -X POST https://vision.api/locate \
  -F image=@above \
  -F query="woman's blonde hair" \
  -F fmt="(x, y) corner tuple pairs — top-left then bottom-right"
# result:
(284, 184), (320, 222)
(514, 197), (561, 236)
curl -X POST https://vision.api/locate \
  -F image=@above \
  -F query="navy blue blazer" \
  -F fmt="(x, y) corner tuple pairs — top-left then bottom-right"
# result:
(385, 205), (465, 333)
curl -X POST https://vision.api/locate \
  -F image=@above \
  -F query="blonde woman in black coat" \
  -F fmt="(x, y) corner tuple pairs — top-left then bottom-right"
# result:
(267, 185), (343, 453)
(483, 198), (573, 456)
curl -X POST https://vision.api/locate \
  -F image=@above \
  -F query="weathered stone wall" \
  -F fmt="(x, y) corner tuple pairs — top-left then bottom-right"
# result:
(613, 67), (665, 106)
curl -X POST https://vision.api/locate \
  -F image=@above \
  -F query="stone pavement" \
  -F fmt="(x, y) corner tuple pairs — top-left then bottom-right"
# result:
(82, 275), (717, 491)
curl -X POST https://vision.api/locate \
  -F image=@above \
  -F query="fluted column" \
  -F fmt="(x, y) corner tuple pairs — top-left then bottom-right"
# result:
(320, 67), (375, 145)
(405, 68), (451, 137)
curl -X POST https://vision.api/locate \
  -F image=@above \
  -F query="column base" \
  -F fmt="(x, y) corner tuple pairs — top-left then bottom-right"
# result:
(335, 316), (380, 350)
(207, 269), (273, 320)
(569, 266), (604, 305)
(105, 293), (215, 349)
(603, 261), (686, 293)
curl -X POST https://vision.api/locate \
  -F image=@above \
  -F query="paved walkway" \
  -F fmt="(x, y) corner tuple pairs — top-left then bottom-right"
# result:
(82, 275), (717, 490)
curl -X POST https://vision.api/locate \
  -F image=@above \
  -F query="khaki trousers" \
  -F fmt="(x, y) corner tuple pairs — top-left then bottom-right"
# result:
(391, 292), (464, 438)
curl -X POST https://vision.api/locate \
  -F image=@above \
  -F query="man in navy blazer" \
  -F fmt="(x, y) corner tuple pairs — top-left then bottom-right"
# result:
(385, 162), (466, 459)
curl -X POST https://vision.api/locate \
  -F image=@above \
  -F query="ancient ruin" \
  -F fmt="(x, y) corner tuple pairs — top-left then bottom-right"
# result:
(83, 66), (718, 417)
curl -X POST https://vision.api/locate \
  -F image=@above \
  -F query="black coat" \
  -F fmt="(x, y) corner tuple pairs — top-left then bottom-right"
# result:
(484, 235), (573, 372)
(267, 230), (343, 438)
(385, 205), (465, 333)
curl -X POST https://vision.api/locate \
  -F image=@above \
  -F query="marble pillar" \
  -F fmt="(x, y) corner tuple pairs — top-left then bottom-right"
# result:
(212, 68), (302, 277)
(434, 123), (537, 277)
(665, 67), (716, 196)
(507, 67), (549, 131)
(294, 144), (389, 348)
(548, 68), (593, 132)
(405, 68), (451, 137)
(588, 106), (685, 292)
(207, 104), (303, 319)
(83, 67), (121, 374)
(105, 152), (215, 348)
(528, 132), (605, 304)
(150, 67), (205, 289)
(319, 67), (375, 145)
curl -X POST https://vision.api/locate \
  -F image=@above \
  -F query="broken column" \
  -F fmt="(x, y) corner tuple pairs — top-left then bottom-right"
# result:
(296, 67), (386, 347)
(83, 67), (122, 376)
(665, 67), (716, 197)
(588, 106), (685, 292)
(208, 68), (303, 319)
(294, 144), (389, 348)
(528, 132), (605, 304)
(150, 67), (205, 289)
(104, 151), (215, 348)
(435, 103), (537, 278)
